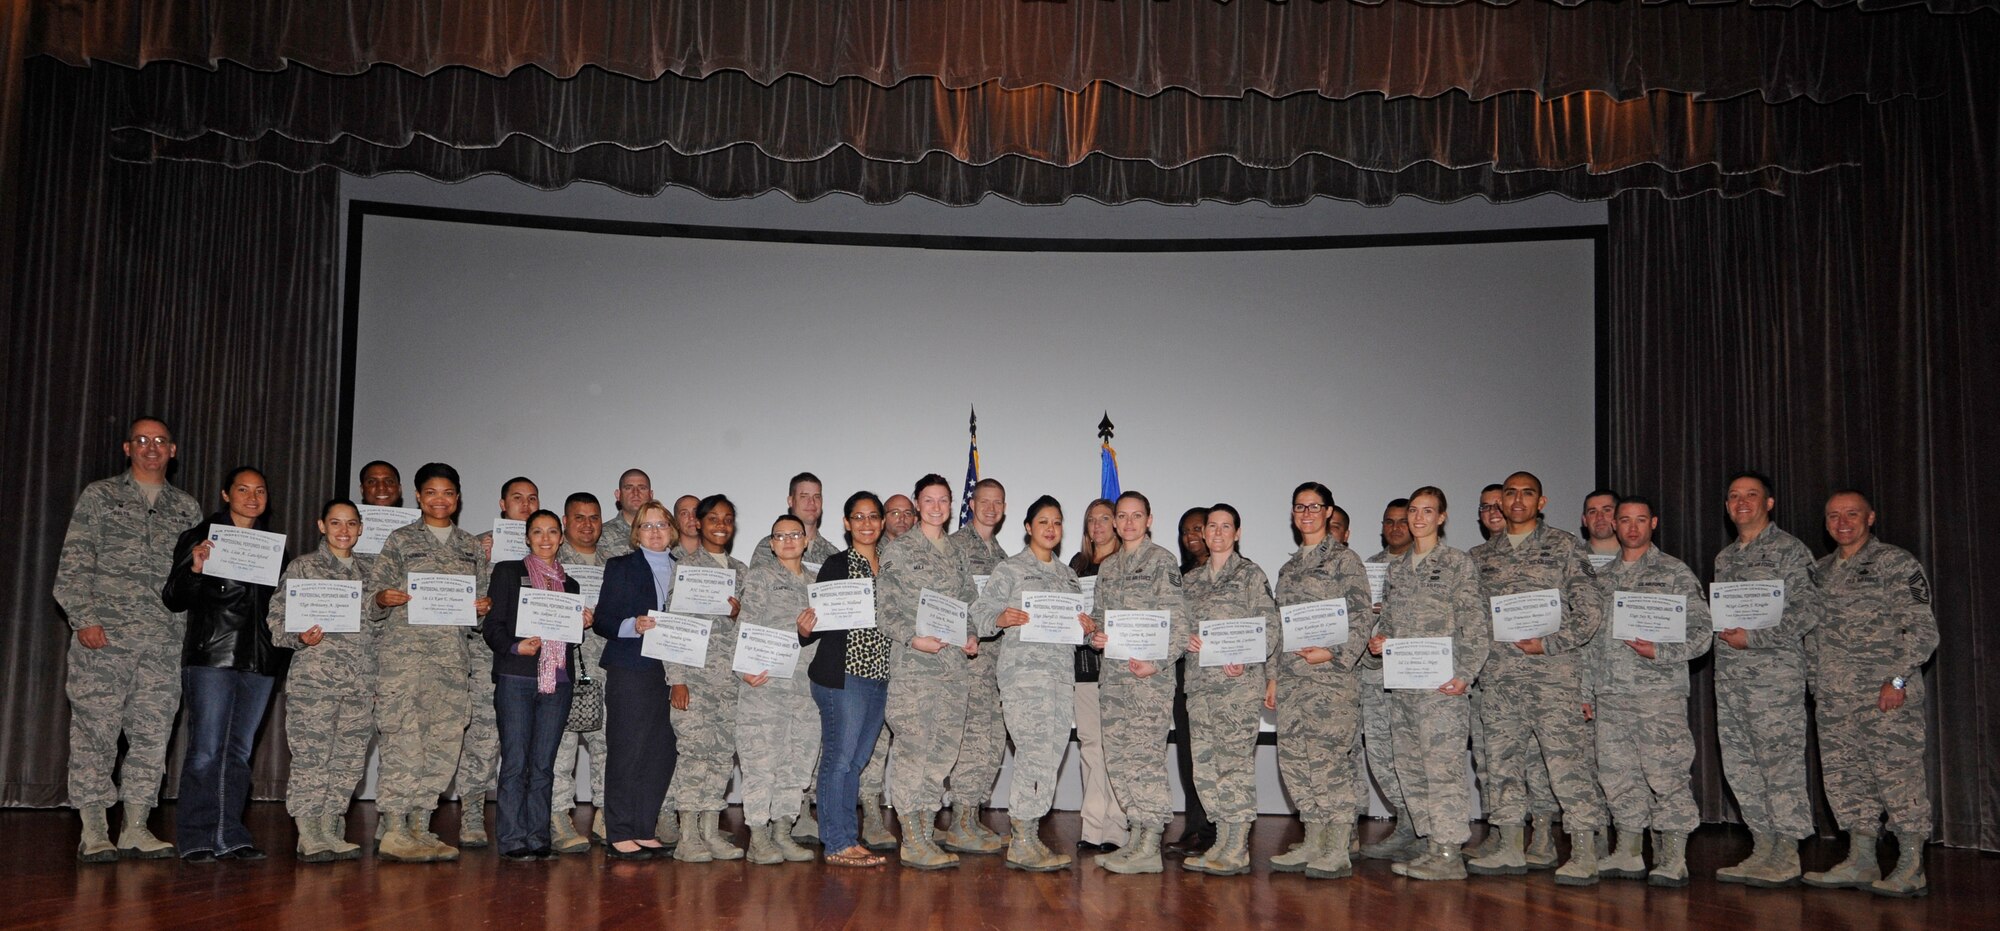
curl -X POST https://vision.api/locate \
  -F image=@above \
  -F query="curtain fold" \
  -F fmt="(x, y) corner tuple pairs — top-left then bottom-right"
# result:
(30, 0), (1985, 102)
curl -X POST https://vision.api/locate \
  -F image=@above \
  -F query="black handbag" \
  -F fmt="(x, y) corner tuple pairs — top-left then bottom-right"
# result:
(565, 644), (604, 732)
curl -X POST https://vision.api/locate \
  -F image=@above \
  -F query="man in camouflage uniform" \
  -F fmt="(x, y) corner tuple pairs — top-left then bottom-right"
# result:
(1466, 472), (1608, 885)
(1584, 496), (1711, 887)
(1356, 498), (1416, 860)
(1712, 471), (1821, 886)
(1801, 490), (1938, 898)
(940, 478), (1010, 855)
(55, 416), (204, 861)
(599, 469), (653, 560)
(855, 492), (920, 850)
(550, 492), (611, 853)
(1090, 492), (1189, 874)
(465, 475), (540, 847)
(1465, 483), (1560, 865)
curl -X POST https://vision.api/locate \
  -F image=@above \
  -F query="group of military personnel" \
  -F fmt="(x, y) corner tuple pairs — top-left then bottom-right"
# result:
(54, 416), (1937, 898)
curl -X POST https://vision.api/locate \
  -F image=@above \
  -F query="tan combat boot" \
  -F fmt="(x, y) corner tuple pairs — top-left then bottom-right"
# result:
(1599, 826), (1648, 879)
(1305, 823), (1353, 879)
(1741, 835), (1801, 888)
(1870, 832), (1928, 898)
(701, 810), (744, 860)
(458, 793), (489, 849)
(860, 795), (898, 851)
(1649, 831), (1690, 887)
(117, 804), (176, 859)
(1804, 832), (1880, 889)
(376, 813), (436, 863)
(790, 798), (819, 846)
(901, 811), (960, 870)
(1554, 830), (1601, 886)
(673, 811), (711, 862)
(1004, 817), (1071, 872)
(745, 822), (783, 865)
(551, 810), (590, 854)
(413, 810), (458, 861)
(940, 802), (1004, 855)
(1405, 840), (1468, 881)
(321, 814), (361, 860)
(77, 805), (117, 863)
(1101, 826), (1163, 874)
(1522, 813), (1559, 869)
(296, 816), (334, 863)
(651, 806), (673, 848)
(1360, 809), (1422, 861)
(1467, 823), (1528, 875)
(1715, 831), (1769, 884)
(773, 816), (815, 862)
(1269, 821), (1326, 873)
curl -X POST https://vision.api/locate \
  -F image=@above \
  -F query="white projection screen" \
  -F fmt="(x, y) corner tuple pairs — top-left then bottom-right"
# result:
(345, 204), (1602, 813)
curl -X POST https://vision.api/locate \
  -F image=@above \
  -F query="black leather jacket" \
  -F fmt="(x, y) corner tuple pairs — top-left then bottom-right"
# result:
(161, 515), (291, 676)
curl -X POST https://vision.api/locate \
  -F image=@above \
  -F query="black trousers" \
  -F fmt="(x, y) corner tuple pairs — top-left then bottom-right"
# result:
(603, 668), (677, 844)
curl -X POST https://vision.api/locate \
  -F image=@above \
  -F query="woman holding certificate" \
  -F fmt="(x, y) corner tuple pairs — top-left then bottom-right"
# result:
(591, 499), (679, 860)
(483, 509), (589, 861)
(972, 495), (1092, 872)
(162, 466), (289, 862)
(735, 516), (828, 865)
(1364, 485), (1490, 881)
(267, 498), (376, 863)
(1267, 483), (1376, 880)
(666, 494), (750, 863)
(800, 492), (894, 867)
(1178, 504), (1280, 876)
(367, 462), (493, 862)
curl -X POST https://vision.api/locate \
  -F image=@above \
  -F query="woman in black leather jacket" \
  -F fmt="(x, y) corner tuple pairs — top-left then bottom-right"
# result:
(161, 466), (291, 861)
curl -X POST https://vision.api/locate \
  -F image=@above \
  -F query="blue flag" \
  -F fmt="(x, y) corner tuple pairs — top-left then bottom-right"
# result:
(960, 410), (980, 528)
(1100, 441), (1121, 501)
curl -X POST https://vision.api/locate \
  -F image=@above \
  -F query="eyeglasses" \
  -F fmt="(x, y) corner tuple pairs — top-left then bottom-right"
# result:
(1477, 504), (1501, 513)
(1292, 503), (1326, 513)
(638, 522), (672, 531)
(772, 531), (806, 542)
(885, 510), (917, 518)
(128, 436), (172, 447)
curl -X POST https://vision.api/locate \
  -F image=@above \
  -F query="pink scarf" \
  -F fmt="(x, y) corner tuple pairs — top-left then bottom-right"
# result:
(525, 555), (569, 694)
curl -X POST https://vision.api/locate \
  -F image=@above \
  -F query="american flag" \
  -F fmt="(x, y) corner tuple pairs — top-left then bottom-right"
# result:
(960, 406), (979, 529)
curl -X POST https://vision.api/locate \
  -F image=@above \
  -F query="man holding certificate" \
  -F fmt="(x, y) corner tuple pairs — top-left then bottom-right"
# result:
(1584, 496), (1712, 887)
(549, 492), (612, 853)
(1364, 486), (1489, 881)
(1464, 472), (1609, 885)
(1710, 471), (1822, 887)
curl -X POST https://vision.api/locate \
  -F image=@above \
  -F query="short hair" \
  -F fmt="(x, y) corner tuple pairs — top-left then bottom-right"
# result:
(1384, 497), (1411, 514)
(772, 513), (807, 534)
(500, 476), (537, 498)
(1409, 485), (1449, 512)
(788, 472), (822, 495)
(619, 468), (650, 484)
(413, 462), (460, 492)
(1115, 490), (1152, 515)
(974, 477), (1006, 496)
(913, 473), (952, 500)
(630, 500), (673, 549)
(1827, 488), (1874, 509)
(359, 460), (399, 480)
(1329, 504), (1350, 526)
(321, 497), (358, 521)
(696, 494), (734, 522)
(1727, 469), (1776, 499)
(563, 492), (600, 512)
(1504, 471), (1544, 494)
(1207, 502), (1243, 530)
(130, 415), (171, 436)
(1584, 488), (1620, 504)
(1481, 483), (1504, 495)
(1617, 494), (1657, 517)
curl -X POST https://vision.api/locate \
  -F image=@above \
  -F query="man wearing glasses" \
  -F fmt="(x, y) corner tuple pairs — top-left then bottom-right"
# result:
(54, 416), (204, 861)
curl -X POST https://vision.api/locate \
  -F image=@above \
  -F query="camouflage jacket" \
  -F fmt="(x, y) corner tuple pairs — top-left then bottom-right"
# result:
(54, 471), (203, 631)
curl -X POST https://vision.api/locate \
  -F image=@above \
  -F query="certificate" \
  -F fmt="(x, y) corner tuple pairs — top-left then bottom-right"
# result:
(808, 578), (878, 631)
(670, 565), (737, 615)
(1363, 562), (1389, 605)
(489, 519), (527, 563)
(1611, 592), (1689, 643)
(354, 505), (420, 555)
(406, 572), (478, 626)
(204, 525), (287, 586)
(1709, 580), (1786, 630)
(1019, 591), (1086, 645)
(1103, 610), (1172, 662)
(1381, 637), (1455, 690)
(1280, 598), (1350, 652)
(640, 613), (712, 668)
(1490, 589), (1563, 641)
(1588, 553), (1617, 570)
(732, 624), (802, 679)
(516, 589), (586, 644)
(915, 589), (969, 644)
(562, 564), (605, 606)
(1199, 618), (1268, 667)
(283, 579), (363, 633)
(973, 574), (992, 596)
(1078, 576), (1098, 611)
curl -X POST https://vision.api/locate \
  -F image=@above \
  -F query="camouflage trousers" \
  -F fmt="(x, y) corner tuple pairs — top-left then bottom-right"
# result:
(1101, 663), (1178, 829)
(996, 667), (1072, 820)
(553, 726), (608, 811)
(860, 730), (889, 803)
(1389, 689), (1472, 846)
(669, 659), (739, 812)
(947, 649), (1005, 808)
(1470, 683), (1554, 821)
(283, 688), (375, 819)
(376, 655), (473, 814)
(1357, 665), (1403, 813)
(65, 629), (181, 807)
(1716, 674), (1814, 839)
(885, 652), (969, 813)
(455, 666), (500, 796)
(1817, 678), (1932, 836)
(1276, 672), (1360, 823)
(735, 674), (819, 826)
(1593, 690), (1698, 833)
(1478, 678), (1605, 830)
(1186, 674), (1265, 823)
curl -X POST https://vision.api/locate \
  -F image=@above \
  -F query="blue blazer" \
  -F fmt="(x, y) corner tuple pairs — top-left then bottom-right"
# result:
(593, 549), (669, 673)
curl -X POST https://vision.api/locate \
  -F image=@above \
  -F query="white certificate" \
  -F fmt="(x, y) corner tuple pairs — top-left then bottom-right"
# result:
(1078, 576), (1098, 611)
(1382, 637), (1455, 690)
(973, 574), (992, 596)
(915, 589), (969, 643)
(354, 505), (420, 555)
(1280, 598), (1350, 652)
(488, 518), (527, 563)
(1709, 580), (1786, 631)
(406, 572), (478, 626)
(809, 578), (878, 631)
(669, 565), (737, 615)
(203, 525), (287, 586)
(516, 589), (586, 644)
(1103, 610), (1172, 662)
(1611, 592), (1689, 643)
(1019, 591), (1086, 645)
(1490, 589), (1564, 641)
(562, 564), (605, 606)
(1199, 618), (1268, 667)
(732, 624), (802, 679)
(1364, 562), (1389, 605)
(283, 579), (363, 633)
(640, 613), (711, 668)
(1588, 553), (1617, 570)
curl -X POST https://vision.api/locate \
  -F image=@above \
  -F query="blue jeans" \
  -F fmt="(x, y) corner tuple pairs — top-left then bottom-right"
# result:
(494, 675), (573, 853)
(175, 667), (274, 856)
(810, 674), (888, 853)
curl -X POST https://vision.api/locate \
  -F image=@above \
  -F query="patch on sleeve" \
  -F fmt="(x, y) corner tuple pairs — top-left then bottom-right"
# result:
(1908, 571), (1931, 605)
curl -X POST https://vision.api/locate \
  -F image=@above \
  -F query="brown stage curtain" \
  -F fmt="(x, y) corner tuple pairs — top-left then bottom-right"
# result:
(1605, 64), (2000, 849)
(30, 0), (1984, 102)
(0, 58), (341, 805)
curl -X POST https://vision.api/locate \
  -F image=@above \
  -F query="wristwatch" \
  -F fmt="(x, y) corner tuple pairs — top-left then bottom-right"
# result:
(1890, 676), (1908, 690)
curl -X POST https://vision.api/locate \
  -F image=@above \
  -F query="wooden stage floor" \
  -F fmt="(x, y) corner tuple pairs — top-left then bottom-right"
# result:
(3, 804), (1993, 930)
